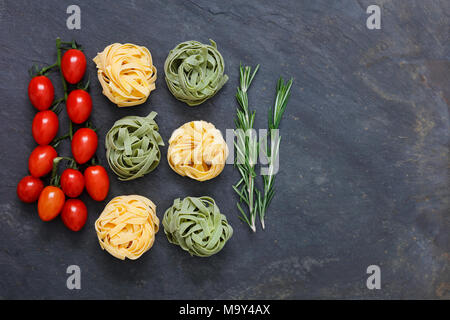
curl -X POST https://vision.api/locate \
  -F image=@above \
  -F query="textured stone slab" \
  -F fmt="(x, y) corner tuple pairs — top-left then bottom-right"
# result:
(0, 0), (448, 299)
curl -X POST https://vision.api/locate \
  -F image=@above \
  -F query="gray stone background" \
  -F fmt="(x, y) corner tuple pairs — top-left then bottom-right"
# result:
(0, 0), (448, 299)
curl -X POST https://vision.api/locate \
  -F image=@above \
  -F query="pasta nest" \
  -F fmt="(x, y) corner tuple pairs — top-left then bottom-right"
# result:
(105, 111), (164, 181)
(93, 43), (157, 107)
(95, 195), (159, 260)
(162, 196), (233, 257)
(164, 39), (228, 106)
(167, 120), (228, 181)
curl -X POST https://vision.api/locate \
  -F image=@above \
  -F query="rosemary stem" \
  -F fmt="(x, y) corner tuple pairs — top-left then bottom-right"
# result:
(248, 172), (256, 232)
(233, 64), (260, 232)
(258, 78), (293, 228)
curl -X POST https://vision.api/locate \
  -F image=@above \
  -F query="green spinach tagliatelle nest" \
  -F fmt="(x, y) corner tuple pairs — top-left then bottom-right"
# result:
(164, 39), (228, 106)
(105, 111), (164, 181)
(162, 196), (233, 257)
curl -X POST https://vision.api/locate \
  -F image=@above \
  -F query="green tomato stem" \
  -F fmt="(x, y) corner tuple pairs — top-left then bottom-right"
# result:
(50, 156), (77, 186)
(50, 132), (71, 148)
(39, 62), (58, 76)
(56, 37), (74, 139)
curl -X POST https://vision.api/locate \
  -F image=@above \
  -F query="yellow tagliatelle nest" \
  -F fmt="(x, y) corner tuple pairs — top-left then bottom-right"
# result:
(95, 195), (159, 260)
(93, 43), (157, 107)
(167, 121), (228, 181)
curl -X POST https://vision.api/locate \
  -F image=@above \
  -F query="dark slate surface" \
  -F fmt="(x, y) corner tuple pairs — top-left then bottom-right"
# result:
(0, 0), (448, 299)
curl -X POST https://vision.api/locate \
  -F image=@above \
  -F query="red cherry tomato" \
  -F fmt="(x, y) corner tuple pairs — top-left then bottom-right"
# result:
(28, 76), (55, 111)
(17, 176), (44, 203)
(32, 110), (59, 145)
(28, 145), (57, 178)
(61, 199), (87, 231)
(60, 168), (85, 198)
(38, 186), (65, 221)
(84, 165), (109, 201)
(66, 89), (92, 124)
(61, 49), (86, 84)
(71, 128), (98, 164)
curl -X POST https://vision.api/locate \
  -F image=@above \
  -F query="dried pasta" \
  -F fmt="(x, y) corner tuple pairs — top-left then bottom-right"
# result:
(162, 196), (233, 257)
(105, 111), (164, 181)
(167, 120), (228, 181)
(93, 43), (157, 107)
(95, 195), (159, 260)
(164, 40), (228, 106)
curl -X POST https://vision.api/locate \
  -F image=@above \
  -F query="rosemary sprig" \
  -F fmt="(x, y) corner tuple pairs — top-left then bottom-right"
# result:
(233, 65), (293, 232)
(233, 64), (260, 232)
(258, 77), (293, 229)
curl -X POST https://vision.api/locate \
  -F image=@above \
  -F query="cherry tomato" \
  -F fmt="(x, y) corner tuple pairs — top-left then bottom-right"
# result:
(28, 76), (55, 111)
(17, 176), (44, 203)
(28, 145), (57, 178)
(60, 168), (84, 198)
(71, 128), (98, 164)
(61, 49), (86, 84)
(66, 89), (92, 124)
(84, 165), (109, 201)
(61, 199), (87, 231)
(32, 110), (59, 145)
(38, 186), (65, 221)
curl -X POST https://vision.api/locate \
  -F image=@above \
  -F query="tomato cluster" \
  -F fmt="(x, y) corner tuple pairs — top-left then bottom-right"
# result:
(17, 39), (109, 232)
